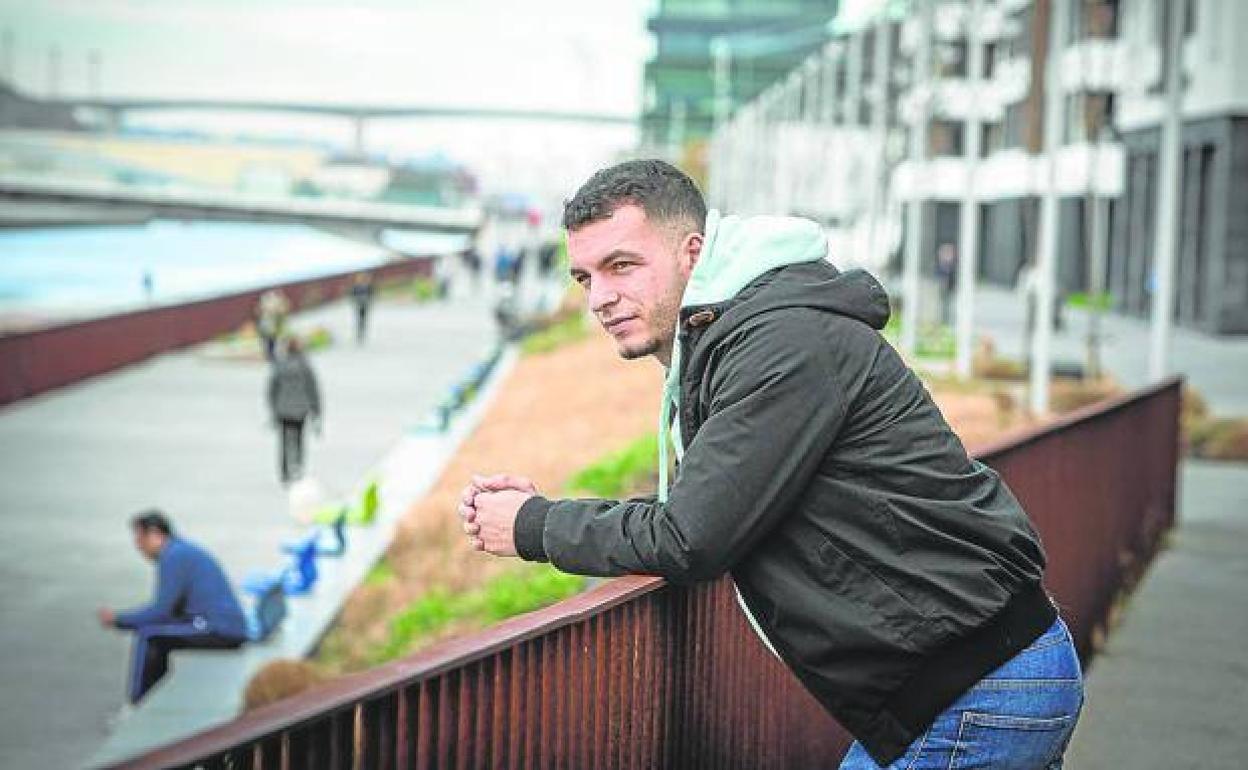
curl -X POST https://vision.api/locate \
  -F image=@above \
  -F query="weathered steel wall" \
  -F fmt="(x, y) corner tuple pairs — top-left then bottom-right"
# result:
(0, 257), (434, 406)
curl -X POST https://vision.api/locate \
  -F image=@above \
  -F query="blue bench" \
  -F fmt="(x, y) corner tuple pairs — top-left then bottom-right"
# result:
(285, 507), (346, 557)
(242, 576), (287, 642)
(243, 537), (318, 598)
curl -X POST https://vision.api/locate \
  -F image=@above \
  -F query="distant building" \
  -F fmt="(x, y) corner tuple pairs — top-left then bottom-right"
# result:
(642, 0), (841, 149)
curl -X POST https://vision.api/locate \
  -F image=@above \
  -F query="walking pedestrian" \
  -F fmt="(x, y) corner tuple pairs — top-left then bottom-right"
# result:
(256, 289), (290, 362)
(350, 273), (376, 344)
(267, 337), (322, 484)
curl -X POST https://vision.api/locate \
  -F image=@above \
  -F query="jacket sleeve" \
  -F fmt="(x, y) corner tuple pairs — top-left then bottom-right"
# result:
(267, 370), (279, 417)
(516, 310), (848, 583)
(114, 549), (190, 629)
(306, 366), (322, 419)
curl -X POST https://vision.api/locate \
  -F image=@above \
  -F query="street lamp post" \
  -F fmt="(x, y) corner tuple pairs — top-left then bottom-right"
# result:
(1149, 0), (1185, 380)
(1031, 0), (1071, 415)
(955, 0), (985, 379)
(901, 0), (934, 357)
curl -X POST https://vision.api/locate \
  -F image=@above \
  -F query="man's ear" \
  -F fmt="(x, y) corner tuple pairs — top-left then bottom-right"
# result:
(680, 231), (704, 274)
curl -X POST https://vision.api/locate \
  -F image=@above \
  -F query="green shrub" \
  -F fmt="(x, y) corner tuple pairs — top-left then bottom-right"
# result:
(975, 355), (1027, 381)
(1065, 291), (1114, 312)
(372, 589), (458, 663)
(881, 317), (955, 360)
(368, 565), (586, 664)
(1049, 379), (1121, 414)
(1202, 419), (1248, 461)
(412, 278), (439, 302)
(565, 434), (659, 498)
(1188, 417), (1248, 461)
(303, 326), (334, 351)
(364, 560), (395, 587)
(474, 567), (584, 622)
(521, 312), (588, 355)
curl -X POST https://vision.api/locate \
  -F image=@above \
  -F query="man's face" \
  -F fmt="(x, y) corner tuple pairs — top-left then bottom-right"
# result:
(567, 204), (702, 366)
(132, 527), (166, 561)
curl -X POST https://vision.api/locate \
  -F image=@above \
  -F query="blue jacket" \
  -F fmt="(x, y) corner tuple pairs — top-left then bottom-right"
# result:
(115, 537), (247, 640)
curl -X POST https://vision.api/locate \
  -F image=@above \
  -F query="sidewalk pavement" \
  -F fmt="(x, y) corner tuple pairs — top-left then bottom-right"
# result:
(966, 282), (1248, 414)
(1065, 460), (1248, 769)
(0, 291), (498, 770)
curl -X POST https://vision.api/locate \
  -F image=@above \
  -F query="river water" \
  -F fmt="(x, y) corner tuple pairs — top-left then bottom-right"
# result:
(0, 219), (397, 328)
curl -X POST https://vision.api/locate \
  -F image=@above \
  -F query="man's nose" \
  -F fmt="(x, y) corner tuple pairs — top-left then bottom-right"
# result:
(588, 284), (619, 314)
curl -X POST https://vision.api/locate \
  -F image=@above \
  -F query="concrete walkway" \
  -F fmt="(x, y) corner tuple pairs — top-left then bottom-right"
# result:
(0, 291), (498, 770)
(1066, 460), (1248, 769)
(966, 282), (1248, 414)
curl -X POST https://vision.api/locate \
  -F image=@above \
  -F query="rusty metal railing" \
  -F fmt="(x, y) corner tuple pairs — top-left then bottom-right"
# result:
(0, 257), (433, 406)
(104, 378), (1181, 770)
(974, 377), (1182, 658)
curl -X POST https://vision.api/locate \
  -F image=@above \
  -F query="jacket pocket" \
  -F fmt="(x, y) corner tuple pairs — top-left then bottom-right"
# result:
(816, 537), (930, 652)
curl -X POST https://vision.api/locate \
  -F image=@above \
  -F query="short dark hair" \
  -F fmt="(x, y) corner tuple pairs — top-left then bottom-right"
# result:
(131, 509), (173, 537)
(562, 159), (707, 235)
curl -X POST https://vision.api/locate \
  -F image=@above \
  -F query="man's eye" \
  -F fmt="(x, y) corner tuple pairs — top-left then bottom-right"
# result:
(611, 261), (634, 273)
(574, 275), (590, 288)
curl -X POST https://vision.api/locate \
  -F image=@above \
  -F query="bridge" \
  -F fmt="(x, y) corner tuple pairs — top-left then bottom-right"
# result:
(52, 96), (638, 125)
(0, 174), (483, 234)
(48, 95), (638, 156)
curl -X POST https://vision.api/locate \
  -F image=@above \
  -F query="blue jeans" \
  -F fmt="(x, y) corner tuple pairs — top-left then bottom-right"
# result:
(839, 617), (1084, 770)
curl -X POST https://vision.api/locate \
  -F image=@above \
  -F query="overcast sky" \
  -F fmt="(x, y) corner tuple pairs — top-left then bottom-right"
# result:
(1, 1), (655, 116)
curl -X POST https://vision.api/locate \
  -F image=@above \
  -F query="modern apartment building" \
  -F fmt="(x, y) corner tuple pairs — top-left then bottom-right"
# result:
(708, 0), (1248, 334)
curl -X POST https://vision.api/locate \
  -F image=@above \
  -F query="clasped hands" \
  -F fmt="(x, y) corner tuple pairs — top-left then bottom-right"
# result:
(457, 474), (538, 557)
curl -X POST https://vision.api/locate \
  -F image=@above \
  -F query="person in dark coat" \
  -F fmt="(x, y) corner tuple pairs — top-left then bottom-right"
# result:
(349, 273), (376, 344)
(267, 337), (322, 484)
(98, 511), (247, 704)
(457, 160), (1083, 769)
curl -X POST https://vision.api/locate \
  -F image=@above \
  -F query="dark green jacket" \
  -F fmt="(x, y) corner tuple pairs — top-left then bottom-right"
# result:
(515, 261), (1055, 764)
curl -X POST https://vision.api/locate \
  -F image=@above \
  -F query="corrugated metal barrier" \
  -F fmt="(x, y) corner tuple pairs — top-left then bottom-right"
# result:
(0, 257), (434, 407)
(104, 378), (1181, 770)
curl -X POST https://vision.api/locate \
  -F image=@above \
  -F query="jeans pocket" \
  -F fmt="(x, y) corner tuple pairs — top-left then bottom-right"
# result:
(948, 711), (1077, 770)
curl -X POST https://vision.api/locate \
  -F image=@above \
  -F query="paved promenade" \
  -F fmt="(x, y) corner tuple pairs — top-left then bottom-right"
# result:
(969, 282), (1248, 413)
(1066, 460), (1248, 769)
(0, 291), (497, 769)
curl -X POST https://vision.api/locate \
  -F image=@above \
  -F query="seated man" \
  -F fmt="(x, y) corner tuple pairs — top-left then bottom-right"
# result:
(98, 511), (248, 704)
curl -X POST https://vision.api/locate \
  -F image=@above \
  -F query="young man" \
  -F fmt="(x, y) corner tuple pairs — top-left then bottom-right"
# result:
(98, 511), (248, 704)
(459, 160), (1083, 768)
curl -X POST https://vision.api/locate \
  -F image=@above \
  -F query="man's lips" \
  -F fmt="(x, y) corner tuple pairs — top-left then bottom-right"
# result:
(602, 316), (639, 334)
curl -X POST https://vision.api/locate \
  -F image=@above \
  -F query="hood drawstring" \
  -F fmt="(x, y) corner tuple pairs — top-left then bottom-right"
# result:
(658, 346), (680, 504)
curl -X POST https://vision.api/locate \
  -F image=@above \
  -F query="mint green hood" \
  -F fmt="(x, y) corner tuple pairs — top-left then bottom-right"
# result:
(658, 209), (829, 502)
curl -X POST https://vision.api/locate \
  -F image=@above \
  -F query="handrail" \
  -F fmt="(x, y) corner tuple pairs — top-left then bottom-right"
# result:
(102, 378), (1182, 770)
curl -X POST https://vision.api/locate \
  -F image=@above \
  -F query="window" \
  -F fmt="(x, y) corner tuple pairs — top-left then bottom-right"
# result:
(1004, 7), (1033, 60)
(1063, 92), (1115, 143)
(1002, 103), (1025, 150)
(984, 42), (999, 79)
(1069, 0), (1119, 42)
(929, 119), (966, 156)
(934, 41), (968, 78)
(982, 122), (1003, 157)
